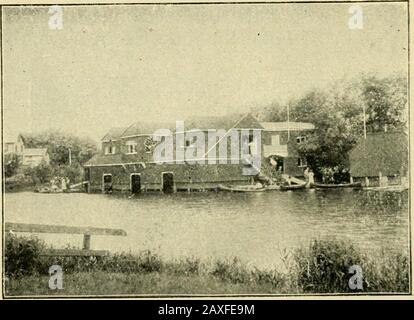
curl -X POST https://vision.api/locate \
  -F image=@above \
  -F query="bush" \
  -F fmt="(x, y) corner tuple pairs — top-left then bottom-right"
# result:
(4, 154), (20, 178)
(294, 239), (409, 293)
(211, 258), (252, 284)
(4, 173), (34, 191)
(5, 234), (47, 277)
(24, 162), (53, 184)
(294, 240), (365, 293)
(5, 235), (409, 294)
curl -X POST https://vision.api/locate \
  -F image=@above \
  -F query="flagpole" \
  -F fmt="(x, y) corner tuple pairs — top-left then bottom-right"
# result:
(362, 104), (367, 139)
(287, 104), (290, 141)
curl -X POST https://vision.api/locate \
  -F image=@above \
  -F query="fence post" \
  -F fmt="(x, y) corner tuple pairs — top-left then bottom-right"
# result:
(83, 234), (91, 250)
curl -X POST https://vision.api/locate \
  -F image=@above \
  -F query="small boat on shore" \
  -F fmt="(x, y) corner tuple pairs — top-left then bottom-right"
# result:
(218, 184), (267, 192)
(279, 183), (307, 191)
(34, 187), (84, 194)
(311, 182), (362, 189)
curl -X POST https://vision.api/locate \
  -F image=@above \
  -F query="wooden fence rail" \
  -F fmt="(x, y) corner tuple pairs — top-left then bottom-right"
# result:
(5, 222), (127, 257)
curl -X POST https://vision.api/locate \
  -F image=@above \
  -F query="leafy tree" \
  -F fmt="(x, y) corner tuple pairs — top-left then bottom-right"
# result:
(251, 74), (407, 180)
(23, 130), (97, 166)
(4, 153), (20, 178)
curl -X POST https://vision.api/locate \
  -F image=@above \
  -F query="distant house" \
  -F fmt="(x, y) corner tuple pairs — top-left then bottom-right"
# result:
(349, 132), (408, 187)
(260, 122), (315, 177)
(3, 133), (25, 156)
(22, 148), (50, 167)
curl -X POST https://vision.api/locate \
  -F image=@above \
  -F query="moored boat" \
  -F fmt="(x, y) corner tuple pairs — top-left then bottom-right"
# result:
(279, 183), (307, 191)
(218, 184), (266, 192)
(311, 182), (362, 189)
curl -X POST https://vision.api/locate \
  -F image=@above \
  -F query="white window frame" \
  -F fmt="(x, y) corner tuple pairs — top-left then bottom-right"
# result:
(296, 136), (307, 144)
(126, 141), (138, 154)
(105, 145), (116, 155)
(297, 157), (307, 168)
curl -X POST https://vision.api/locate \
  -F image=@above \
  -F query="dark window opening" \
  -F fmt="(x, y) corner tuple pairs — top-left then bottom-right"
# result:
(131, 174), (141, 194)
(162, 172), (175, 193)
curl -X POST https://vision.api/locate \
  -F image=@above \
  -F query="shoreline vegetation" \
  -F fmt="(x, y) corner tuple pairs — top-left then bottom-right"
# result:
(4, 235), (409, 296)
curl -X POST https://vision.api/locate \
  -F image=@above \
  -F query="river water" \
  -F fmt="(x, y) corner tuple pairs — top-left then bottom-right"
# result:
(4, 189), (410, 270)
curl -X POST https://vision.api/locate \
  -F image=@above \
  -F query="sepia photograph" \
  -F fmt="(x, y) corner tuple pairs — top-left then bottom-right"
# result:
(0, 0), (411, 300)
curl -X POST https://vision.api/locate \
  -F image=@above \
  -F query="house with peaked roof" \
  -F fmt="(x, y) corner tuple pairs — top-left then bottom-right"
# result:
(4, 133), (25, 156)
(349, 131), (408, 187)
(3, 133), (50, 167)
(22, 148), (50, 167)
(84, 114), (315, 193)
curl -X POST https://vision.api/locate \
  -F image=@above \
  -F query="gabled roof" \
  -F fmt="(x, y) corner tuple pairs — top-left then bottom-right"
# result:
(3, 132), (25, 144)
(101, 127), (128, 141)
(121, 121), (176, 138)
(101, 114), (264, 141)
(23, 148), (48, 156)
(349, 131), (408, 177)
(185, 113), (263, 131)
(260, 122), (315, 131)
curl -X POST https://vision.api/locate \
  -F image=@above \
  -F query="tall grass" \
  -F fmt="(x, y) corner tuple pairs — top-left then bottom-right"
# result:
(4, 234), (410, 294)
(293, 239), (410, 293)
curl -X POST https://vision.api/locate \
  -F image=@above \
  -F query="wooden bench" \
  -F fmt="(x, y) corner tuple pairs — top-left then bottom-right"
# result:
(5, 222), (127, 257)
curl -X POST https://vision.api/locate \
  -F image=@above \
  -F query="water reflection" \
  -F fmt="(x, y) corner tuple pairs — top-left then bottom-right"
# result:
(4, 189), (409, 269)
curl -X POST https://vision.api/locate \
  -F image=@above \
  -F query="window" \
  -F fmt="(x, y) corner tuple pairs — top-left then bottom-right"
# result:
(184, 138), (196, 148)
(105, 145), (116, 155)
(297, 157), (307, 167)
(126, 141), (137, 154)
(271, 135), (280, 145)
(296, 136), (307, 144)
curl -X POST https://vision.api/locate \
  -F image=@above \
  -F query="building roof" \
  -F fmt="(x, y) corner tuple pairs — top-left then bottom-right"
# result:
(260, 122), (315, 131)
(84, 153), (147, 167)
(121, 121), (176, 138)
(23, 148), (48, 156)
(185, 114), (263, 131)
(101, 127), (128, 142)
(349, 131), (408, 177)
(101, 114), (264, 141)
(3, 132), (25, 144)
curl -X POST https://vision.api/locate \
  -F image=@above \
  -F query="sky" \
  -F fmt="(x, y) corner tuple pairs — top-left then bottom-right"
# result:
(2, 2), (408, 142)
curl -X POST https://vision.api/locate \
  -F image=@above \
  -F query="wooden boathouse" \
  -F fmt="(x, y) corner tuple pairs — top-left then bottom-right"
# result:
(349, 131), (408, 187)
(83, 114), (315, 193)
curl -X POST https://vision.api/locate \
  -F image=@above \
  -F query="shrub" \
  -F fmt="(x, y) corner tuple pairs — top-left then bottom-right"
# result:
(211, 258), (252, 284)
(4, 154), (20, 178)
(4, 173), (34, 191)
(294, 240), (368, 293)
(294, 239), (409, 293)
(24, 162), (53, 184)
(5, 234), (46, 277)
(165, 257), (200, 275)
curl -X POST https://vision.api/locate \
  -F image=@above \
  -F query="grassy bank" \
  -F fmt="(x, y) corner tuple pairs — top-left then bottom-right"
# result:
(4, 235), (410, 296)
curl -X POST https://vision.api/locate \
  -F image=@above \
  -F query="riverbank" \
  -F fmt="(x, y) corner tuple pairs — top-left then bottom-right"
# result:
(4, 236), (409, 296)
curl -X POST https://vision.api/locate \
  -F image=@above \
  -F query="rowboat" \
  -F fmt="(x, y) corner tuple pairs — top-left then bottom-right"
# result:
(34, 187), (83, 193)
(311, 182), (362, 189)
(265, 184), (281, 191)
(218, 184), (266, 192)
(279, 183), (307, 191)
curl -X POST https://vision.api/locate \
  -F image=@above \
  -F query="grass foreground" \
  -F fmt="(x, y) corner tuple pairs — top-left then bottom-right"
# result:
(4, 235), (410, 296)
